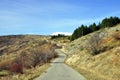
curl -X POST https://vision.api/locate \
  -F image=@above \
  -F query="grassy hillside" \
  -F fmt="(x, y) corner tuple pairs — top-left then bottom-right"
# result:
(0, 35), (59, 80)
(63, 24), (120, 80)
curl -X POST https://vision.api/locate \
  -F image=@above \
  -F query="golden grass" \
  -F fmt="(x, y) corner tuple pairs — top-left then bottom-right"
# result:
(64, 24), (120, 80)
(0, 64), (50, 80)
(68, 65), (108, 80)
(0, 35), (57, 80)
(65, 47), (120, 80)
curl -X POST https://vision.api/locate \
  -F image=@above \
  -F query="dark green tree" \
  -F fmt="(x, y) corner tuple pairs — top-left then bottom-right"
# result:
(89, 23), (97, 32)
(70, 24), (89, 41)
(70, 16), (120, 41)
(100, 16), (120, 28)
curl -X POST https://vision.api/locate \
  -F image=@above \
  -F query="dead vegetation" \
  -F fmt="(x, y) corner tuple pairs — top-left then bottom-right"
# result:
(0, 35), (59, 80)
(112, 31), (120, 40)
(86, 32), (103, 55)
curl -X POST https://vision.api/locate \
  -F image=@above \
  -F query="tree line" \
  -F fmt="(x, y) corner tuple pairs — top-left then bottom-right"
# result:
(70, 16), (120, 41)
(51, 34), (66, 39)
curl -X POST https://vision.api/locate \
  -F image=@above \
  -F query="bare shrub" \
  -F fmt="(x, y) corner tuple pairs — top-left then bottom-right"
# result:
(113, 31), (120, 40)
(86, 32), (103, 55)
(19, 51), (32, 69)
(86, 31), (113, 55)
(28, 48), (57, 67)
(8, 58), (23, 74)
(22, 43), (58, 68)
(29, 50), (43, 67)
(0, 42), (58, 75)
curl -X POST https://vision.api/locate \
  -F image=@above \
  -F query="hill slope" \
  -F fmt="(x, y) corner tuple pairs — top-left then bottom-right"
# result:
(0, 35), (59, 80)
(63, 24), (120, 80)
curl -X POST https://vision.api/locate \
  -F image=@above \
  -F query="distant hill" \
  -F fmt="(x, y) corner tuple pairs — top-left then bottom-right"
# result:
(63, 24), (120, 80)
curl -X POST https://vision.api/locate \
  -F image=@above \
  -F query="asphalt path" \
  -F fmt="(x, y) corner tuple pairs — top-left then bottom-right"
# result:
(35, 49), (86, 80)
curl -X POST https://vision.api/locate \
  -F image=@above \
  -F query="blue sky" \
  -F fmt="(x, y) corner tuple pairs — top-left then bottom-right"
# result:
(0, 0), (120, 35)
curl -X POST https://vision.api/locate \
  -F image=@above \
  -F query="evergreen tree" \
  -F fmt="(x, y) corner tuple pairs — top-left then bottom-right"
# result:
(89, 23), (97, 32)
(70, 24), (89, 41)
(70, 16), (120, 41)
(100, 16), (120, 28)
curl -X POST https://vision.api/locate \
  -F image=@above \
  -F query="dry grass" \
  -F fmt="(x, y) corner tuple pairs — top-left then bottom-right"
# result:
(67, 64), (108, 80)
(0, 64), (50, 80)
(64, 24), (120, 80)
(0, 35), (59, 80)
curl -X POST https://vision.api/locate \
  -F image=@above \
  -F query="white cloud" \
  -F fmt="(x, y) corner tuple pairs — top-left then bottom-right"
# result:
(51, 32), (72, 36)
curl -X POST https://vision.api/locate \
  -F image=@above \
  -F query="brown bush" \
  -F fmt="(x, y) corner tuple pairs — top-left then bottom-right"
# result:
(17, 43), (58, 68)
(86, 32), (103, 55)
(28, 47), (57, 67)
(8, 63), (23, 74)
(8, 57), (23, 74)
(113, 31), (120, 40)
(29, 50), (44, 67)
(0, 42), (58, 74)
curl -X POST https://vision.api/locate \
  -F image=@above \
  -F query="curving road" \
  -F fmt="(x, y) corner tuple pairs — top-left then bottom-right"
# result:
(35, 49), (86, 80)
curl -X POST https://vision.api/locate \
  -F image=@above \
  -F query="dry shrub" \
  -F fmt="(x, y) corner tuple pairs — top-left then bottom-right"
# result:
(0, 42), (58, 75)
(113, 31), (120, 40)
(86, 32), (115, 55)
(8, 57), (23, 74)
(86, 32), (102, 55)
(0, 58), (23, 75)
(18, 42), (58, 69)
(28, 50), (45, 67)
(8, 63), (23, 74)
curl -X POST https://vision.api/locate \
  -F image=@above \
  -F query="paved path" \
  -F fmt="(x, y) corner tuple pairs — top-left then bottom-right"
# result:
(35, 49), (86, 80)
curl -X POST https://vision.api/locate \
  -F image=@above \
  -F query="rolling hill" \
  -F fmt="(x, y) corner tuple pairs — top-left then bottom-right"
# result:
(63, 24), (120, 80)
(0, 35), (59, 80)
